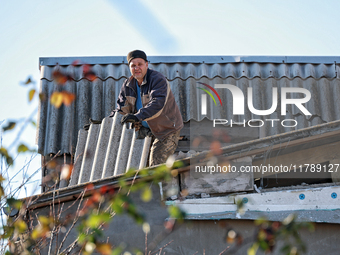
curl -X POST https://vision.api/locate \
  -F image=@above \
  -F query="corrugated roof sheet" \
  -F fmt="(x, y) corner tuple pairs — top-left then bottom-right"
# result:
(37, 56), (340, 156)
(65, 114), (151, 188)
(40, 62), (338, 80)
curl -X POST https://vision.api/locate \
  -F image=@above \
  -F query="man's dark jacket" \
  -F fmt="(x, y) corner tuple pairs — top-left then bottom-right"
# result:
(112, 68), (183, 140)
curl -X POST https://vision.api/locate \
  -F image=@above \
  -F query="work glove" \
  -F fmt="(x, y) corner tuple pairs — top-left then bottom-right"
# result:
(83, 118), (102, 131)
(133, 121), (142, 132)
(121, 114), (139, 124)
(136, 126), (153, 139)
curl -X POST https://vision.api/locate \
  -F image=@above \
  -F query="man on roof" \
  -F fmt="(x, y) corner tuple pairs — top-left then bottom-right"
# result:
(111, 50), (183, 166)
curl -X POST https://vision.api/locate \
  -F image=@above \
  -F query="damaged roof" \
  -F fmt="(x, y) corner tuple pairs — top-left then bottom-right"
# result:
(37, 56), (340, 156)
(31, 119), (340, 223)
(65, 114), (152, 188)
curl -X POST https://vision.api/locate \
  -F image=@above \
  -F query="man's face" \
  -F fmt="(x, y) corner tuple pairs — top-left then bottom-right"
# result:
(129, 58), (148, 83)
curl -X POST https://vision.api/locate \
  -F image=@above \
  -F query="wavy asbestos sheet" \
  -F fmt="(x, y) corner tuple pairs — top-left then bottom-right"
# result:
(68, 114), (151, 187)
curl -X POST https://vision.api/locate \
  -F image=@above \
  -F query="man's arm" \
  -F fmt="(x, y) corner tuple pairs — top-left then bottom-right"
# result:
(110, 80), (131, 117)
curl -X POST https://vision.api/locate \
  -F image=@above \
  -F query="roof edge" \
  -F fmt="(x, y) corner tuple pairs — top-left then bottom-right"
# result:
(39, 55), (340, 66)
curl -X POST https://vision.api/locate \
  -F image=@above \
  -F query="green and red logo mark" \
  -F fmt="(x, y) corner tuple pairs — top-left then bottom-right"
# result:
(197, 82), (222, 115)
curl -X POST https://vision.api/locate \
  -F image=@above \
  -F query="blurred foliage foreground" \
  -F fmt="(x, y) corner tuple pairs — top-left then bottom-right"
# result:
(0, 67), (314, 255)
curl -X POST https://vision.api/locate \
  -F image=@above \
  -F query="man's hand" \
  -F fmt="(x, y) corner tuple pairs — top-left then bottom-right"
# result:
(133, 121), (142, 132)
(137, 126), (153, 139)
(121, 114), (139, 124)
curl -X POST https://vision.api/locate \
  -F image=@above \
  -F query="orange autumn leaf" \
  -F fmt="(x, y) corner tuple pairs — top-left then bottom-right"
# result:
(46, 160), (57, 169)
(100, 185), (107, 195)
(71, 60), (80, 66)
(213, 129), (230, 143)
(85, 71), (97, 81)
(210, 140), (222, 155)
(86, 183), (95, 190)
(82, 64), (90, 73)
(82, 64), (97, 81)
(90, 192), (102, 203)
(192, 137), (202, 147)
(28, 89), (36, 102)
(82, 199), (93, 209)
(50, 92), (63, 108)
(181, 189), (189, 197)
(96, 243), (112, 255)
(61, 91), (75, 106)
(50, 91), (75, 108)
(52, 70), (68, 85)
(164, 219), (175, 231)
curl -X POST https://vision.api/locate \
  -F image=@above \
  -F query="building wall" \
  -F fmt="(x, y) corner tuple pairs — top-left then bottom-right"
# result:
(27, 184), (340, 255)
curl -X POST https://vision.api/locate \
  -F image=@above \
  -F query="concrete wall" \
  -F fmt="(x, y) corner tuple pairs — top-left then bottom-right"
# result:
(26, 184), (340, 255)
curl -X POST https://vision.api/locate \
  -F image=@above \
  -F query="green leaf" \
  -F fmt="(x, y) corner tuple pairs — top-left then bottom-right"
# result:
(111, 247), (123, 255)
(111, 198), (124, 214)
(31, 229), (40, 240)
(0, 147), (13, 166)
(139, 169), (149, 176)
(31, 120), (37, 127)
(258, 240), (269, 251)
(86, 213), (111, 228)
(17, 144), (29, 153)
(2, 121), (16, 132)
(6, 157), (13, 165)
(7, 158), (13, 165)
(7, 198), (22, 210)
(93, 228), (104, 238)
(28, 89), (36, 102)
(86, 215), (102, 228)
(1, 226), (14, 239)
(118, 179), (127, 188)
(1, 147), (9, 157)
(132, 249), (143, 255)
(0, 186), (4, 198)
(14, 219), (27, 233)
(133, 214), (145, 225)
(38, 215), (50, 225)
(247, 243), (259, 255)
(173, 160), (184, 168)
(100, 212), (111, 223)
(280, 244), (291, 254)
(141, 187), (152, 202)
(129, 184), (141, 192)
(78, 233), (87, 244)
(168, 205), (186, 220)
(125, 168), (137, 178)
(254, 217), (267, 225)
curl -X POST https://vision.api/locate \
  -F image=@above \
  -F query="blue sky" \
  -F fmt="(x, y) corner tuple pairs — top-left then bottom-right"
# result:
(0, 0), (339, 197)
